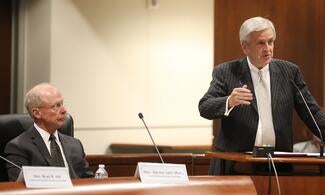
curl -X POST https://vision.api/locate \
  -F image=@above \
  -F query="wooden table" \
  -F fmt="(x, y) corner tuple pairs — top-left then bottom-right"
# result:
(86, 153), (211, 176)
(109, 143), (211, 153)
(0, 175), (324, 195)
(0, 176), (256, 195)
(206, 152), (325, 175)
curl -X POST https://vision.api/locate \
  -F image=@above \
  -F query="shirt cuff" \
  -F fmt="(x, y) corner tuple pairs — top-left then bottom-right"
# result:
(224, 96), (234, 116)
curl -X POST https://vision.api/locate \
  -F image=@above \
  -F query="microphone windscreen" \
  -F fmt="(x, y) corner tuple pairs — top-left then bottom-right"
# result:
(138, 113), (143, 119)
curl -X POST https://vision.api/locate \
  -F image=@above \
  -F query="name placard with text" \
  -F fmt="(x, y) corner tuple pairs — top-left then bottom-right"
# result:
(21, 166), (72, 188)
(135, 162), (189, 183)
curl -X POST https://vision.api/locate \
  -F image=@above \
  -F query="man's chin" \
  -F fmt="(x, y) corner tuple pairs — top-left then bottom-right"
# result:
(260, 59), (272, 67)
(56, 120), (65, 128)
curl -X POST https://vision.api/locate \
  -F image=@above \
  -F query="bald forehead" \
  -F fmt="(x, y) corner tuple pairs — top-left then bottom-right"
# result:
(30, 84), (62, 101)
(32, 83), (57, 93)
(37, 85), (61, 98)
(33, 83), (56, 91)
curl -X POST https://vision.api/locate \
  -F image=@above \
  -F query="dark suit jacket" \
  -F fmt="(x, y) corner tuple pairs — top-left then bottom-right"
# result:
(199, 58), (325, 175)
(4, 127), (93, 181)
(199, 58), (325, 153)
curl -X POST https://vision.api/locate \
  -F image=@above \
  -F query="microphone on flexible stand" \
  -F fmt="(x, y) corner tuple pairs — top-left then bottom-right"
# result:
(138, 113), (165, 163)
(290, 80), (324, 158)
(0, 155), (22, 169)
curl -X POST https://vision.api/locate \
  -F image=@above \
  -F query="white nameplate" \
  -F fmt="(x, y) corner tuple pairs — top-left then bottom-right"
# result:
(134, 162), (189, 183)
(21, 166), (72, 188)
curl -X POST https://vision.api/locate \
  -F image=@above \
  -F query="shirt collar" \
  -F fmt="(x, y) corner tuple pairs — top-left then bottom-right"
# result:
(246, 57), (269, 74)
(34, 123), (59, 141)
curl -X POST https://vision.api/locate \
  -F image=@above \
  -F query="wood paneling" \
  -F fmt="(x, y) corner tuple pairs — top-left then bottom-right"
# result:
(109, 143), (211, 154)
(213, 0), (325, 144)
(86, 153), (197, 176)
(0, 1), (12, 114)
(252, 176), (325, 195)
(86, 153), (322, 177)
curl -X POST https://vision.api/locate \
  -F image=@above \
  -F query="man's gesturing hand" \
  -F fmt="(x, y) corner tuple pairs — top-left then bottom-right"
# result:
(228, 85), (253, 108)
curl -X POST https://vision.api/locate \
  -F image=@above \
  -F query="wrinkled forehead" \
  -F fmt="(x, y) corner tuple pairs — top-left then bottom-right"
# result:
(246, 28), (275, 42)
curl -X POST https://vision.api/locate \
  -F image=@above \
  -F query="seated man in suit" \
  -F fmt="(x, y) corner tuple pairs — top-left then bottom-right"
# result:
(4, 83), (93, 181)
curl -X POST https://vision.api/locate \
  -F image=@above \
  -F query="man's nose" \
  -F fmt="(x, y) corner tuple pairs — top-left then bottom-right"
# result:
(263, 44), (272, 52)
(60, 105), (67, 114)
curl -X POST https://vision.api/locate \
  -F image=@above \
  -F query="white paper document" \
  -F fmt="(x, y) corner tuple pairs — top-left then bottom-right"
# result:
(246, 151), (324, 157)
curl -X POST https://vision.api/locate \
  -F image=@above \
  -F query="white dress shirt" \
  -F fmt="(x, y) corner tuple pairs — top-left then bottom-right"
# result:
(34, 123), (68, 167)
(225, 57), (274, 146)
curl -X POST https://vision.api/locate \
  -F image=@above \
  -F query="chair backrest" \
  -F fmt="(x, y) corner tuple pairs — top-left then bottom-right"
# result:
(0, 113), (74, 182)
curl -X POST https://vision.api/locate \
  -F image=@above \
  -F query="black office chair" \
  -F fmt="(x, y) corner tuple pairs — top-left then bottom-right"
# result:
(0, 113), (74, 182)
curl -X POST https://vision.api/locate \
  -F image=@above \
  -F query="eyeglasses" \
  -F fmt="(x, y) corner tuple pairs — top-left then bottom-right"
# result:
(37, 102), (64, 112)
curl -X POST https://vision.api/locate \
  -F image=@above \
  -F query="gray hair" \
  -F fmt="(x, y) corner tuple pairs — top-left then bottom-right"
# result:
(239, 16), (276, 43)
(24, 83), (51, 116)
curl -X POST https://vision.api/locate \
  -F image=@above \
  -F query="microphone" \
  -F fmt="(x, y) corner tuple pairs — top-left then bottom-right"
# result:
(0, 155), (22, 169)
(290, 80), (324, 158)
(138, 113), (165, 163)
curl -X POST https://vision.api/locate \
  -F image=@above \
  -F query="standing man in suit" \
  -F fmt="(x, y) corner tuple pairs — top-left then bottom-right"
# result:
(199, 16), (325, 175)
(5, 83), (93, 181)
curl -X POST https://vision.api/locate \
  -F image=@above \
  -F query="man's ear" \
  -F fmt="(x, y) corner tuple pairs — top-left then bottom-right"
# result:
(32, 108), (42, 120)
(241, 42), (249, 55)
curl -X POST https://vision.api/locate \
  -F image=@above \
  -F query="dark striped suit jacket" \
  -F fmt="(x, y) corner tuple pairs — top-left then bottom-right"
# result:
(199, 57), (325, 153)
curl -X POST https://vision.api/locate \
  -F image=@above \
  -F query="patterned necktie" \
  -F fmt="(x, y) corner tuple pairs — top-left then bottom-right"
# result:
(49, 134), (65, 167)
(256, 70), (275, 146)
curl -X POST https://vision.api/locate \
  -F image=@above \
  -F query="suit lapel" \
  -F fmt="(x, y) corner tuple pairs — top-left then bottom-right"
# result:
(269, 61), (282, 114)
(59, 134), (77, 178)
(28, 127), (54, 166)
(239, 58), (258, 112)
(27, 128), (78, 178)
